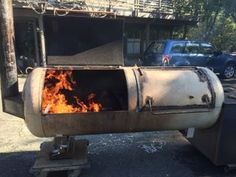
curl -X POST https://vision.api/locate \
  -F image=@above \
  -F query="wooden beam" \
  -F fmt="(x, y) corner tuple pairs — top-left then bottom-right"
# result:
(0, 0), (19, 98)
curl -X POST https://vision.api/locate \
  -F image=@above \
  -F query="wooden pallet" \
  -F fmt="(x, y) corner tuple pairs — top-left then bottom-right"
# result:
(30, 139), (90, 177)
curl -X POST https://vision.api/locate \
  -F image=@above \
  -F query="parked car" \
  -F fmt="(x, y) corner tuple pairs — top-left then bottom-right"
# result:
(141, 40), (236, 79)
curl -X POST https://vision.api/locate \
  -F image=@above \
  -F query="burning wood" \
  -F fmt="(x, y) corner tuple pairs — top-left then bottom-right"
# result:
(41, 69), (102, 114)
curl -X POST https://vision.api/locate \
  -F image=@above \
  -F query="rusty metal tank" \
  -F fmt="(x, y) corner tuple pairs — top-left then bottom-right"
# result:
(23, 67), (224, 137)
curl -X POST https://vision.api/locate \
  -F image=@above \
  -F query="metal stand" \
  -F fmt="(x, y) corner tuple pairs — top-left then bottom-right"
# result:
(31, 137), (89, 177)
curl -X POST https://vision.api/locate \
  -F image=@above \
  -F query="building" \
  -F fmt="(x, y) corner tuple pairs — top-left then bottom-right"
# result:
(13, 0), (196, 71)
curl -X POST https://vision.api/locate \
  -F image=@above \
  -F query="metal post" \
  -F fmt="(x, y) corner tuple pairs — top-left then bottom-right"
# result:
(133, 0), (138, 17)
(183, 25), (188, 39)
(169, 27), (174, 39)
(0, 0), (19, 98)
(39, 15), (47, 67)
(140, 23), (149, 56)
(145, 23), (150, 47)
(32, 20), (40, 66)
(122, 21), (127, 62)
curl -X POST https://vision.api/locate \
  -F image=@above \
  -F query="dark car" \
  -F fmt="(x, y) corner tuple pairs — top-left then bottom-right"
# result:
(141, 40), (236, 79)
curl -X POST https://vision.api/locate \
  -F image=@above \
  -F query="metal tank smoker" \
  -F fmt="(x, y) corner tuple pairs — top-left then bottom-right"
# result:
(23, 66), (224, 137)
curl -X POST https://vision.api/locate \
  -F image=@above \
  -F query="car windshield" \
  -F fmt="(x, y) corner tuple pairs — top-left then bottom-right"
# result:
(145, 41), (165, 54)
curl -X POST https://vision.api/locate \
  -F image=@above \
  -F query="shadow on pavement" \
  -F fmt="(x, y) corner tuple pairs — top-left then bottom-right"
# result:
(0, 132), (235, 177)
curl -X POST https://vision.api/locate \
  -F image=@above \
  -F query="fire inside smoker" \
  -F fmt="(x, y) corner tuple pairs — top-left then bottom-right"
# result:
(42, 70), (102, 114)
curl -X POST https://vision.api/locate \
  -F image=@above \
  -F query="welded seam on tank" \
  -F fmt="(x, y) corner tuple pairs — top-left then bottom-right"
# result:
(147, 109), (211, 115)
(149, 105), (212, 110)
(140, 66), (197, 71)
(46, 65), (120, 70)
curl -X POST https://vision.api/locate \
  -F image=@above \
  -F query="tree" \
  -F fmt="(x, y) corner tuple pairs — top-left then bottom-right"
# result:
(172, 0), (236, 52)
(223, 0), (236, 22)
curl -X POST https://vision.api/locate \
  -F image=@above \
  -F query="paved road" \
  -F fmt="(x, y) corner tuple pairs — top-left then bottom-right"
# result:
(1, 116), (236, 177)
(0, 78), (236, 177)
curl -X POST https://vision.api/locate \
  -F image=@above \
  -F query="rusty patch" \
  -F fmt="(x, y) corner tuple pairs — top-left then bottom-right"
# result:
(194, 68), (208, 82)
(193, 68), (216, 108)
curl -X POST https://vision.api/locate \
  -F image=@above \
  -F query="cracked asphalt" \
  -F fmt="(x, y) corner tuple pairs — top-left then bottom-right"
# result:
(0, 78), (236, 177)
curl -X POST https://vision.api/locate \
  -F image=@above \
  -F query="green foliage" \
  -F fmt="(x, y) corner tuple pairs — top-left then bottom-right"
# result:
(223, 0), (236, 22)
(172, 0), (236, 52)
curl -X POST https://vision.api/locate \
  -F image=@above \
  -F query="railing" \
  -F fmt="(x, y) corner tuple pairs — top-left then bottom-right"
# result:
(13, 0), (174, 18)
(82, 0), (174, 17)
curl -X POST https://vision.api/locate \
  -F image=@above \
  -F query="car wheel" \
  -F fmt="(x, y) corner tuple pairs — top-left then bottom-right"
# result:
(222, 64), (235, 79)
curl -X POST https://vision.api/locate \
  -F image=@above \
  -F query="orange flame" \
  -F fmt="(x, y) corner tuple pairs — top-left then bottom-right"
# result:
(41, 69), (102, 114)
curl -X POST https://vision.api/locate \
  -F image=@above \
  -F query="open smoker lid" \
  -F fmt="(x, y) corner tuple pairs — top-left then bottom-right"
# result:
(44, 16), (124, 66)
(47, 41), (124, 66)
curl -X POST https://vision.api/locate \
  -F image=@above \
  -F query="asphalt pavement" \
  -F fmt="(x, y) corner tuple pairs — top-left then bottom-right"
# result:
(1, 114), (236, 177)
(0, 77), (236, 177)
